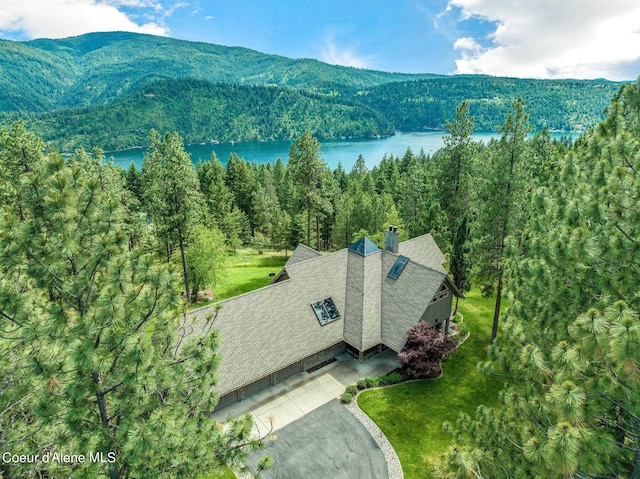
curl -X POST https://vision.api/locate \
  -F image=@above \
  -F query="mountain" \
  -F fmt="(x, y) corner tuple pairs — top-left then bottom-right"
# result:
(0, 31), (629, 151)
(0, 31), (438, 113)
(358, 76), (623, 131)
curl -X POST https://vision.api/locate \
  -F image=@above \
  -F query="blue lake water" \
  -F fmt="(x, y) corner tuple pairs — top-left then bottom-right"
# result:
(108, 130), (571, 171)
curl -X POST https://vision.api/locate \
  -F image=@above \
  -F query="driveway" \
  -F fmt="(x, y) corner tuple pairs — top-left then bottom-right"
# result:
(247, 399), (388, 479)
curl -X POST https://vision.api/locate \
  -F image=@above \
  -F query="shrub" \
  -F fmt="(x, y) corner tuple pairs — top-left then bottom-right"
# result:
(356, 378), (368, 390)
(398, 321), (457, 379)
(385, 372), (403, 384)
(341, 392), (353, 404)
(345, 385), (358, 395)
(364, 377), (378, 388)
(376, 374), (390, 386)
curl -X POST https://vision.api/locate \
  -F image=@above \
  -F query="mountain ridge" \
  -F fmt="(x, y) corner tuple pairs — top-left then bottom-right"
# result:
(0, 31), (629, 151)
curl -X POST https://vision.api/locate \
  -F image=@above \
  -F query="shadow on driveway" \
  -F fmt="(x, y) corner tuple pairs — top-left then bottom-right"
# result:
(247, 399), (388, 479)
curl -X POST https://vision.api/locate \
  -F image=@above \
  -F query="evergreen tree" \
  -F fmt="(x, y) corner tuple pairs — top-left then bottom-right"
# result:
(0, 148), (259, 478)
(196, 152), (234, 228)
(435, 100), (476, 235)
(449, 214), (471, 298)
(142, 130), (204, 302)
(225, 153), (257, 230)
(0, 120), (45, 219)
(288, 130), (324, 247)
(397, 155), (429, 238)
(472, 97), (531, 342)
(447, 81), (640, 479)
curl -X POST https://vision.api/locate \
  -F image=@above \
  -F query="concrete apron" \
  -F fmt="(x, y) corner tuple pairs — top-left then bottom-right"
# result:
(211, 349), (400, 437)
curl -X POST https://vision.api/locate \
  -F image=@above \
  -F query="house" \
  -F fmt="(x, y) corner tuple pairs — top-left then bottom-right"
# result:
(182, 227), (463, 409)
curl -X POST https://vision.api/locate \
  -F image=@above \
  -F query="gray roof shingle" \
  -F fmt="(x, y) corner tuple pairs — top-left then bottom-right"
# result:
(397, 233), (447, 273)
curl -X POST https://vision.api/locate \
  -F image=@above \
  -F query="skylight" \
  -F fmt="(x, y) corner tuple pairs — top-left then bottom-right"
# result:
(311, 298), (341, 326)
(387, 255), (409, 280)
(348, 237), (380, 256)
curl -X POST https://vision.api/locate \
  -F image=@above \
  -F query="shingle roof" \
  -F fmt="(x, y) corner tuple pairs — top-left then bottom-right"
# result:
(182, 232), (456, 396)
(397, 233), (447, 273)
(286, 243), (322, 266)
(186, 249), (347, 395)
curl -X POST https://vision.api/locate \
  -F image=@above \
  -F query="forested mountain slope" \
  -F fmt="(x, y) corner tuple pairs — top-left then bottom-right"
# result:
(0, 31), (628, 151)
(359, 76), (621, 131)
(18, 78), (394, 151)
(0, 31), (438, 112)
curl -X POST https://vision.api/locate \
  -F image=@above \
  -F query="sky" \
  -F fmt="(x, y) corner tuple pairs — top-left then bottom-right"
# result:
(1, 0), (640, 81)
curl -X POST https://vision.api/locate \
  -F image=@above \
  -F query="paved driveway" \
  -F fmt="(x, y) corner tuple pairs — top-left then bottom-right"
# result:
(247, 400), (388, 479)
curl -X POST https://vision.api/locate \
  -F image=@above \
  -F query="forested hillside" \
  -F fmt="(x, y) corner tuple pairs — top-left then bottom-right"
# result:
(0, 32), (627, 152)
(0, 31), (437, 112)
(13, 78), (393, 151)
(358, 76), (619, 131)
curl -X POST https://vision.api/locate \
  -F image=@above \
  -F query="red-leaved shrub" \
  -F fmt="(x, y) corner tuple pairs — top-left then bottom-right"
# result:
(398, 321), (457, 378)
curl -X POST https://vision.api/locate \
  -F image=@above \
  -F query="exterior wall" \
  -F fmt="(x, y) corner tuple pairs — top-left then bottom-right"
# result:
(361, 252), (382, 350)
(343, 251), (365, 350)
(303, 342), (346, 370)
(421, 288), (453, 327)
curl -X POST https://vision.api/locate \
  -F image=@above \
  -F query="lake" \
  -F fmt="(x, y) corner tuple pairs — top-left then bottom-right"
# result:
(107, 130), (571, 171)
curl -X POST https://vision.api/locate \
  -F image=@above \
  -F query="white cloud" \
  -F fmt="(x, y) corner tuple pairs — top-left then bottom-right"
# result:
(320, 34), (371, 69)
(448, 0), (640, 80)
(454, 36), (481, 52)
(0, 0), (169, 39)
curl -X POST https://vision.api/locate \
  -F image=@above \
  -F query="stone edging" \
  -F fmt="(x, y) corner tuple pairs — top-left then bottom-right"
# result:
(343, 399), (404, 479)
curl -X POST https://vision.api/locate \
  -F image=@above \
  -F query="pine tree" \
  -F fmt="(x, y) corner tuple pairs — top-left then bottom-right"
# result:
(450, 215), (471, 298)
(142, 130), (204, 301)
(472, 97), (531, 342)
(447, 81), (640, 479)
(435, 100), (476, 234)
(0, 146), (260, 478)
(196, 152), (234, 228)
(288, 130), (324, 247)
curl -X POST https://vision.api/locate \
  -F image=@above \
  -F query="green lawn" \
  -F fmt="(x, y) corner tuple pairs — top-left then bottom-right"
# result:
(357, 289), (505, 479)
(213, 249), (288, 301)
(190, 249), (288, 310)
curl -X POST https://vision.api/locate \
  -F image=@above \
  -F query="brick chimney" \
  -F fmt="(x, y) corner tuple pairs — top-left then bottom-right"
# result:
(384, 226), (399, 253)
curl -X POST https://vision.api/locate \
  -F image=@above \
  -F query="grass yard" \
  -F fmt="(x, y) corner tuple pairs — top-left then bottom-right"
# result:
(189, 249), (288, 310)
(213, 249), (288, 301)
(357, 289), (505, 479)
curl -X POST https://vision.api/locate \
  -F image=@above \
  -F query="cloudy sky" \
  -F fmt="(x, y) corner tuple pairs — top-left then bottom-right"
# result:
(1, 0), (639, 81)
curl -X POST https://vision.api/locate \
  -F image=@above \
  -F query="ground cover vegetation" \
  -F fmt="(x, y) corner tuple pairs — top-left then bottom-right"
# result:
(0, 32), (625, 151)
(1, 73), (638, 478)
